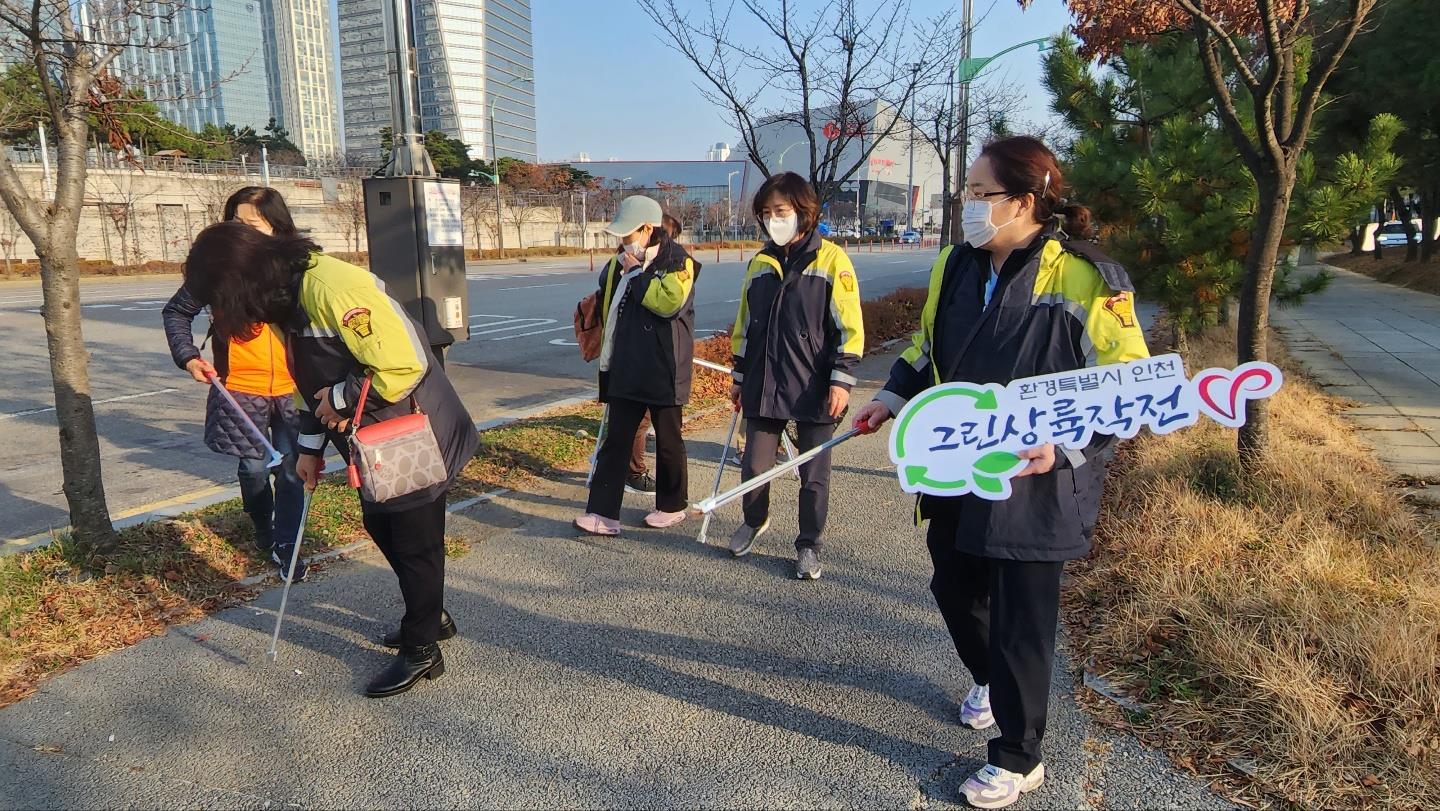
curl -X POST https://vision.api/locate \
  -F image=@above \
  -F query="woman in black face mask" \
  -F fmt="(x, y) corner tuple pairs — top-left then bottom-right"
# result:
(725, 171), (865, 581)
(575, 196), (702, 536)
(852, 136), (1150, 808)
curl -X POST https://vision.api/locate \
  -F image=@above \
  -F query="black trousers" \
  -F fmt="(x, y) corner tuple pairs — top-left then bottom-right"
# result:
(926, 513), (1064, 774)
(362, 491), (449, 647)
(741, 418), (835, 550)
(587, 399), (687, 518)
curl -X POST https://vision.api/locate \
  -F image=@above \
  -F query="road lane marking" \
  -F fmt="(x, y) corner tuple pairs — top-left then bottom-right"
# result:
(490, 324), (573, 341)
(1, 387), (179, 420)
(0, 287), (179, 307)
(496, 282), (568, 291)
(469, 318), (556, 336)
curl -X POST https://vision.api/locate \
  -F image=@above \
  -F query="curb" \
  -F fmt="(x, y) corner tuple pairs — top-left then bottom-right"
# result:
(1, 391), (599, 557)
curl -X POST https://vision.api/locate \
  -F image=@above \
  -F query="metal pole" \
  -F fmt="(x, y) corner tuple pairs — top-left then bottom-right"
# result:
(261, 145), (271, 187)
(906, 64), (918, 232)
(266, 488), (313, 661)
(580, 189), (587, 250)
(950, 0), (973, 246)
(586, 404), (610, 486)
(37, 124), (52, 198)
(695, 409), (741, 545)
(695, 428), (862, 514)
(490, 102), (504, 256)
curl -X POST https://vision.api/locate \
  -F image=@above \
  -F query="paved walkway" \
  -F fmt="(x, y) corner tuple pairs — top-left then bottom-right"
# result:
(0, 352), (1229, 810)
(1272, 265), (1440, 479)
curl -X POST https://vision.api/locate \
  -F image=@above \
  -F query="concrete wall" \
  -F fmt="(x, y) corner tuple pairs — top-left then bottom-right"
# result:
(0, 165), (578, 266)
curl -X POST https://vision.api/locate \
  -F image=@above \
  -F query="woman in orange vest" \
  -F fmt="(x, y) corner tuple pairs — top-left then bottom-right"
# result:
(162, 187), (308, 582)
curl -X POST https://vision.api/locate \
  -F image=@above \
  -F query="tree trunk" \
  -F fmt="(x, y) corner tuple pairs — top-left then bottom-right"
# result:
(1421, 187), (1437, 263)
(1393, 186), (1419, 262)
(37, 236), (117, 551)
(1235, 166), (1294, 466)
(1349, 225), (1363, 255)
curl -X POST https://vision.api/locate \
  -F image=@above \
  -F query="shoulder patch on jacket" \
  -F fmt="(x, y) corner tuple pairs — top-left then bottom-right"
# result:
(839, 269), (856, 293)
(1061, 239), (1134, 293)
(342, 307), (373, 338)
(1103, 291), (1137, 328)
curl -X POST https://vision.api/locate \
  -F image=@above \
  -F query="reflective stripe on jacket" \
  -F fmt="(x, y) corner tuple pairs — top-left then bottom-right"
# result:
(730, 232), (864, 423)
(878, 231), (1149, 561)
(595, 234), (701, 406)
(283, 254), (478, 512)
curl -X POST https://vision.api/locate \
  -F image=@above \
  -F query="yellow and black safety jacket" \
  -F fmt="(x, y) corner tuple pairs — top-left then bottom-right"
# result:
(284, 253), (478, 511)
(877, 229), (1149, 561)
(596, 232), (701, 406)
(731, 231), (865, 424)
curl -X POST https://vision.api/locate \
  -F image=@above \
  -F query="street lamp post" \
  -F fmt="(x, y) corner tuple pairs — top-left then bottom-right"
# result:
(906, 62), (919, 232)
(775, 140), (807, 169)
(726, 169), (739, 239)
(489, 74), (534, 254)
(948, 6), (1052, 244)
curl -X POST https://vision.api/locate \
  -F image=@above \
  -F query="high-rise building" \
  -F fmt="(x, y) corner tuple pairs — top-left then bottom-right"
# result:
(83, 0), (271, 133)
(338, 0), (536, 165)
(263, 0), (342, 159)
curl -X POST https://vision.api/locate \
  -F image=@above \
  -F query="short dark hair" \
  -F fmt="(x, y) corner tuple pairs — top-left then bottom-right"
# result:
(752, 172), (820, 238)
(222, 186), (299, 236)
(183, 221), (319, 342)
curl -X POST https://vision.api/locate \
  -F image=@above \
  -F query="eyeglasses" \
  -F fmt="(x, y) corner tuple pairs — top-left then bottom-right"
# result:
(962, 189), (1012, 202)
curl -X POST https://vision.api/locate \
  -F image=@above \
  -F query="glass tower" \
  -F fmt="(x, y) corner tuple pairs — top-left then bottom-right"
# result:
(338, 0), (536, 165)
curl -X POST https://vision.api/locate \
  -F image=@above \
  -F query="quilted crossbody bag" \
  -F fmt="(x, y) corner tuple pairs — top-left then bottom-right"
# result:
(344, 376), (447, 503)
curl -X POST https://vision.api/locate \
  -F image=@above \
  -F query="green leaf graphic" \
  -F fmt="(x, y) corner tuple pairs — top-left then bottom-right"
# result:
(974, 451), (1022, 475)
(974, 475), (1004, 494)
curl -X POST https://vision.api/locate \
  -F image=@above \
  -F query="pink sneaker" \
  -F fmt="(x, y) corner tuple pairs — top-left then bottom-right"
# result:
(643, 509), (687, 528)
(574, 513), (621, 536)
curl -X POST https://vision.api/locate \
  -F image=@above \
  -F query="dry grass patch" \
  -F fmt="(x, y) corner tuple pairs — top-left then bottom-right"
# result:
(1073, 327), (1440, 808)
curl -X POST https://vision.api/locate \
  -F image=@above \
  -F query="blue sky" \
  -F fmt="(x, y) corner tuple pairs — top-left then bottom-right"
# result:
(532, 0), (1075, 162)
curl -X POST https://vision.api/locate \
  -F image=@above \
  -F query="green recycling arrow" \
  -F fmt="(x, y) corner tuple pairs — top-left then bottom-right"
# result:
(893, 386), (998, 456)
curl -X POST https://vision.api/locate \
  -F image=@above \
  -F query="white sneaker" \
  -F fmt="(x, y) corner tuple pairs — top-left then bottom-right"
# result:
(961, 763), (1044, 809)
(960, 683), (995, 729)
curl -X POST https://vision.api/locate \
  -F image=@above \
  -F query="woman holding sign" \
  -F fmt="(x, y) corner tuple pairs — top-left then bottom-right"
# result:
(727, 172), (865, 581)
(852, 136), (1148, 808)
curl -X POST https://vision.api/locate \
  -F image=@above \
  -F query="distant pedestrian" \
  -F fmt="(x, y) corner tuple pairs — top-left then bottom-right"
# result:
(575, 196), (701, 536)
(162, 186), (306, 581)
(182, 221), (479, 699)
(852, 136), (1149, 808)
(727, 171), (864, 580)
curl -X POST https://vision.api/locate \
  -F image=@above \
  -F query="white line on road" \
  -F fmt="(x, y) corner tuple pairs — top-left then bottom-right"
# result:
(490, 324), (573, 341)
(470, 318), (556, 336)
(888, 260), (908, 264)
(1, 387), (179, 420)
(0, 287), (179, 307)
(496, 282), (568, 291)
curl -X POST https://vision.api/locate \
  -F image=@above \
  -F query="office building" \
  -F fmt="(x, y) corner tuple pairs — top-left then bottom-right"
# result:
(264, 0), (342, 158)
(339, 0), (536, 165)
(83, 0), (271, 132)
(749, 100), (943, 230)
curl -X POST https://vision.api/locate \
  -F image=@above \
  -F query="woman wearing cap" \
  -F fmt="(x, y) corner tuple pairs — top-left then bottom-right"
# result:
(575, 196), (702, 536)
(851, 136), (1149, 808)
(726, 172), (864, 580)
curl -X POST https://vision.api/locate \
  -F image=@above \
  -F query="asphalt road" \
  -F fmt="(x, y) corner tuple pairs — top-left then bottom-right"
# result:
(0, 350), (1229, 810)
(0, 246), (938, 541)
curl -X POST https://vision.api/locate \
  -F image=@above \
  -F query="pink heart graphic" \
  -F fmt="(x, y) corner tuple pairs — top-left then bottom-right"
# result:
(1197, 366), (1278, 422)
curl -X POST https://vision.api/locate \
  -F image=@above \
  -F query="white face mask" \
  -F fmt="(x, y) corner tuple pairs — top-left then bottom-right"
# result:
(622, 231), (649, 259)
(765, 213), (799, 246)
(961, 198), (1017, 247)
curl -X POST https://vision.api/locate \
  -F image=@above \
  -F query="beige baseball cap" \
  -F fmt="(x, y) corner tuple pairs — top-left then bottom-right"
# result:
(604, 195), (664, 236)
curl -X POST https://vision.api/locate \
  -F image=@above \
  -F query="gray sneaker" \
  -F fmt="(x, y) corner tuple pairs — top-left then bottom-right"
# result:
(728, 519), (769, 557)
(796, 547), (822, 580)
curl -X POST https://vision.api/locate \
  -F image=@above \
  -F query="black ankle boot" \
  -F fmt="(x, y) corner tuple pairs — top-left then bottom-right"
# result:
(364, 643), (445, 698)
(382, 609), (457, 649)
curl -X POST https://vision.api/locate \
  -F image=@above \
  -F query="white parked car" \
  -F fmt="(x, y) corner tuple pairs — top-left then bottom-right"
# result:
(1375, 221), (1420, 247)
